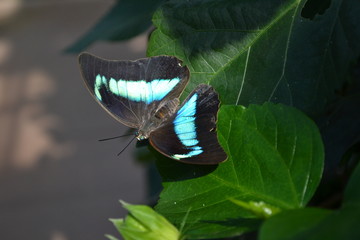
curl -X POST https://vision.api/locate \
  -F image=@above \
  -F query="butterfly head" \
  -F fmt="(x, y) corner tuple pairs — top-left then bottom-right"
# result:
(135, 130), (149, 141)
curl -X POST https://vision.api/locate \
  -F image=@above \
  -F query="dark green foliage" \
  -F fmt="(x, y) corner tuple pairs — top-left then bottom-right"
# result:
(154, 103), (324, 239)
(259, 163), (360, 240)
(65, 0), (165, 53)
(148, 0), (360, 116)
(72, 0), (360, 239)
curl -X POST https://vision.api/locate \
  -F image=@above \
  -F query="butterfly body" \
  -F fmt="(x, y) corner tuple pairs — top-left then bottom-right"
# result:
(136, 98), (180, 140)
(79, 53), (227, 165)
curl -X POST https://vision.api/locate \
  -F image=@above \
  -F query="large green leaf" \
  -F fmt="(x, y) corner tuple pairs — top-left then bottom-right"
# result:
(154, 103), (324, 239)
(66, 0), (164, 53)
(147, 0), (360, 116)
(259, 162), (360, 240)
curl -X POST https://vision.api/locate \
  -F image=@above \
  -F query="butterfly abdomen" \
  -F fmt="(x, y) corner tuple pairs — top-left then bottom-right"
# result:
(154, 98), (180, 120)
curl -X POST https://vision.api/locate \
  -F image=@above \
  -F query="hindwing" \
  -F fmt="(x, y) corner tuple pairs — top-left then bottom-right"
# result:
(149, 84), (227, 164)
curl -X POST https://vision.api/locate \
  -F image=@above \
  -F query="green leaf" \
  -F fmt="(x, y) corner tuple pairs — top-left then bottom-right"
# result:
(111, 201), (181, 240)
(259, 163), (360, 240)
(259, 208), (332, 240)
(230, 199), (281, 219)
(343, 160), (360, 205)
(154, 103), (324, 239)
(105, 234), (119, 240)
(147, 0), (360, 116)
(65, 0), (165, 53)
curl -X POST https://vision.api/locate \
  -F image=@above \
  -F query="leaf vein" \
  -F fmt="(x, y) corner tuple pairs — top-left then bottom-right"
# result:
(236, 46), (251, 105)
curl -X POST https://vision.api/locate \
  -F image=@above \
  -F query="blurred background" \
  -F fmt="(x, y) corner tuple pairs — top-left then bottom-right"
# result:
(0, 0), (150, 239)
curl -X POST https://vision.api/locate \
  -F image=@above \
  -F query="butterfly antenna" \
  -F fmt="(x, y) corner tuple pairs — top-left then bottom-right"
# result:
(117, 135), (137, 156)
(98, 133), (135, 142)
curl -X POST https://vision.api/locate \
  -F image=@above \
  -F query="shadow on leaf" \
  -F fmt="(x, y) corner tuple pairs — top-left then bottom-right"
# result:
(150, 146), (218, 182)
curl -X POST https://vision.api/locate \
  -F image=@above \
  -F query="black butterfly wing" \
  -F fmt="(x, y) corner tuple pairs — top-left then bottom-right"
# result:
(78, 53), (190, 129)
(150, 84), (227, 165)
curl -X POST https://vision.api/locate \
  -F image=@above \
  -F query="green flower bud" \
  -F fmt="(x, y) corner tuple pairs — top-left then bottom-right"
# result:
(108, 201), (181, 240)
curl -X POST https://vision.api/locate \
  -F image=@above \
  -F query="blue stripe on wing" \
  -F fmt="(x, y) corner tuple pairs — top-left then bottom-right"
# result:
(172, 93), (203, 159)
(94, 74), (181, 104)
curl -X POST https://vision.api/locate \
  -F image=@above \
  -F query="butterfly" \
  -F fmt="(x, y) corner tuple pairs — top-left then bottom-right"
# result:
(78, 53), (227, 165)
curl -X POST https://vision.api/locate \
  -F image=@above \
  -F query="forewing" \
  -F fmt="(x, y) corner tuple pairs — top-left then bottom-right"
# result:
(150, 84), (227, 165)
(78, 53), (190, 128)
